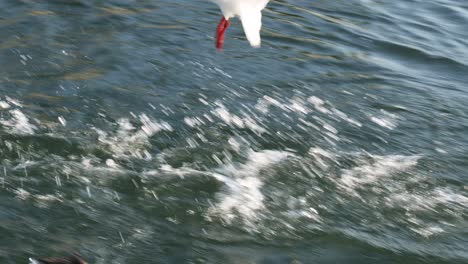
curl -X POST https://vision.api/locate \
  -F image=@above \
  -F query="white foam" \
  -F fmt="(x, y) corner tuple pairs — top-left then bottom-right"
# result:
(96, 115), (172, 159)
(308, 147), (336, 168)
(336, 153), (467, 241)
(370, 116), (396, 129)
(34, 194), (63, 208)
(432, 187), (468, 208)
(212, 103), (266, 134)
(6, 96), (23, 107)
(184, 116), (205, 128)
(228, 137), (241, 152)
(289, 97), (310, 114)
(210, 150), (291, 225)
(0, 109), (37, 134)
(213, 103), (244, 127)
(369, 110), (399, 129)
(14, 188), (31, 200)
(105, 159), (119, 168)
(0, 101), (10, 109)
(284, 196), (321, 222)
(332, 109), (362, 127)
(323, 123), (338, 134)
(144, 164), (198, 179)
(309, 147), (334, 158)
(409, 225), (444, 238)
(386, 186), (468, 222)
(255, 95), (287, 114)
(308, 96), (331, 114)
(81, 158), (93, 168)
(339, 155), (419, 192)
(139, 114), (173, 136)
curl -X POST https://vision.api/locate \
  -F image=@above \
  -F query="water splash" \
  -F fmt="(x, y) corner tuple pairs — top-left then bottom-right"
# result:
(209, 149), (292, 226)
(0, 109), (37, 135)
(95, 115), (172, 159)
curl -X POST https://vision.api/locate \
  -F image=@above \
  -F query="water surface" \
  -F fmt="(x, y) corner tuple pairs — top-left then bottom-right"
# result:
(1, 0), (467, 263)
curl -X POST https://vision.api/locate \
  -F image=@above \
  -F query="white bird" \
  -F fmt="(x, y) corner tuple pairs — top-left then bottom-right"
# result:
(210, 0), (271, 49)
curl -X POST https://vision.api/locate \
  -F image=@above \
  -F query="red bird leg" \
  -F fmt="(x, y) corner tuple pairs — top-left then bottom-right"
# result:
(216, 17), (230, 50)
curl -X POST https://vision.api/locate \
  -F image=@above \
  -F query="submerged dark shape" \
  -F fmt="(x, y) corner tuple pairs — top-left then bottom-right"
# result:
(33, 254), (88, 264)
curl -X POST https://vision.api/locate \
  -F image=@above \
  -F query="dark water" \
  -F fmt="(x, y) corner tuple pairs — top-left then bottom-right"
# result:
(1, 0), (467, 263)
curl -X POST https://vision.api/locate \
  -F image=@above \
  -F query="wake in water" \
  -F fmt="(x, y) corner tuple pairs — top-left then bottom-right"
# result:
(1, 86), (467, 261)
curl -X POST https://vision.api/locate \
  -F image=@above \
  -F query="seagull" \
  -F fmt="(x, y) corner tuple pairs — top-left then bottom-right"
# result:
(210, 0), (271, 49)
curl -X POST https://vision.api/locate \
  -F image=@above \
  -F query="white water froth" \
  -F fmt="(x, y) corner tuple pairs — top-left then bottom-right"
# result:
(5, 96), (23, 107)
(388, 186), (468, 213)
(184, 116), (206, 128)
(254, 94), (362, 129)
(14, 188), (63, 208)
(95, 115), (172, 159)
(308, 96), (330, 114)
(336, 153), (467, 240)
(409, 225), (444, 238)
(212, 102), (266, 134)
(308, 146), (336, 169)
(369, 110), (399, 129)
(0, 101), (10, 109)
(0, 109), (37, 135)
(209, 150), (291, 225)
(339, 155), (419, 193)
(143, 149), (292, 226)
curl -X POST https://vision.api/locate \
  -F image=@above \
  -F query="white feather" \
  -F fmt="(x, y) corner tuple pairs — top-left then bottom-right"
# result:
(210, 0), (270, 47)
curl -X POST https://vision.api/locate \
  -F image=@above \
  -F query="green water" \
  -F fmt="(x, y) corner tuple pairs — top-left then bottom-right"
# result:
(1, 0), (467, 263)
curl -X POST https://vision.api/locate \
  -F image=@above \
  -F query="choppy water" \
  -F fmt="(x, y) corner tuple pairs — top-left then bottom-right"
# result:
(1, 0), (467, 263)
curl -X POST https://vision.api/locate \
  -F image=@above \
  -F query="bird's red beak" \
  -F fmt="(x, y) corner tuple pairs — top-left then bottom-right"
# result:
(216, 17), (230, 50)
